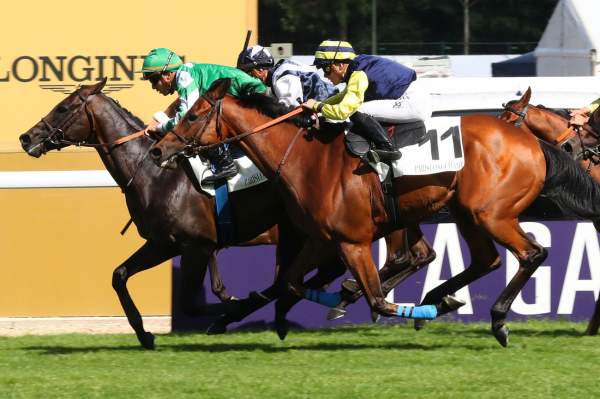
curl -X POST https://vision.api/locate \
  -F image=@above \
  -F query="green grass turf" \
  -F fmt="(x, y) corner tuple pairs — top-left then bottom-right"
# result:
(1, 321), (599, 398)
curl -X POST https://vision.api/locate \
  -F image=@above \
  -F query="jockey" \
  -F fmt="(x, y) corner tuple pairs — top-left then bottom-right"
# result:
(140, 47), (267, 184)
(236, 45), (338, 107)
(570, 98), (600, 126)
(303, 40), (433, 161)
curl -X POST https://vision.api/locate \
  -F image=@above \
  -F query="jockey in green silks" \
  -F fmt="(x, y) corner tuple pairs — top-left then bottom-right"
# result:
(140, 47), (267, 184)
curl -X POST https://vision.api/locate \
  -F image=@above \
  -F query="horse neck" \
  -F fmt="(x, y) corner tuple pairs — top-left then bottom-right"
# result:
(222, 101), (308, 178)
(89, 95), (158, 190)
(526, 107), (569, 141)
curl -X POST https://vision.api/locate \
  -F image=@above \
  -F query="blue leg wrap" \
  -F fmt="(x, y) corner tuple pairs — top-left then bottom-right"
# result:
(395, 304), (437, 320)
(303, 289), (343, 308)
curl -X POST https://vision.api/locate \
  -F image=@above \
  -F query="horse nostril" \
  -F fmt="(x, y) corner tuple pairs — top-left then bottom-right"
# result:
(150, 147), (163, 160)
(19, 133), (31, 146)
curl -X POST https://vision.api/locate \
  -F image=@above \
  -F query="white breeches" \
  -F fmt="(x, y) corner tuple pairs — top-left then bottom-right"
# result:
(358, 80), (432, 123)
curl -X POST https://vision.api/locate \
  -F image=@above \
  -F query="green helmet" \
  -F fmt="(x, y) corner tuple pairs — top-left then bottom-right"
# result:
(140, 48), (183, 79)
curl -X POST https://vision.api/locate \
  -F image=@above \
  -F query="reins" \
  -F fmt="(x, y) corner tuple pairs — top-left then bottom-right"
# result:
(198, 94), (304, 150)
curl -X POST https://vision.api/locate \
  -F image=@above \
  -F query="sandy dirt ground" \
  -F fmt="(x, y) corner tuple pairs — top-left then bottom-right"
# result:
(0, 316), (171, 336)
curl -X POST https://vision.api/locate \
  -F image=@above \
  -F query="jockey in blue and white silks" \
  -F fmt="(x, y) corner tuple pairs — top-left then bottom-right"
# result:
(237, 45), (338, 107)
(303, 40), (433, 161)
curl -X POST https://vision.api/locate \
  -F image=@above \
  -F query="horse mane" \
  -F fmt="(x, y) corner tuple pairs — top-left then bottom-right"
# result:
(534, 104), (571, 120)
(100, 93), (145, 130)
(235, 91), (304, 127)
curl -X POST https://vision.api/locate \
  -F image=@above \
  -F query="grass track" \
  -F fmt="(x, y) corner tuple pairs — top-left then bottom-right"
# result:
(1, 321), (600, 398)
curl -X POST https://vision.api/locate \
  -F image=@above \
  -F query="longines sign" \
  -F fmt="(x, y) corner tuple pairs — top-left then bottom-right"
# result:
(0, 54), (177, 93)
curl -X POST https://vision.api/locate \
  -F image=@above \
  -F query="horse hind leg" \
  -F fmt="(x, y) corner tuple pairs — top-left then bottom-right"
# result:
(487, 219), (548, 347)
(415, 211), (501, 331)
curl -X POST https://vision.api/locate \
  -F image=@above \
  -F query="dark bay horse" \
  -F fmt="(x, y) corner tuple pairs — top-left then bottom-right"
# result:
(150, 78), (600, 346)
(18, 79), (433, 343)
(500, 87), (600, 336)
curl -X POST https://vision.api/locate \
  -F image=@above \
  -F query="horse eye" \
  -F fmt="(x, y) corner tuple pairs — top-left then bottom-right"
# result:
(188, 114), (198, 122)
(56, 105), (68, 113)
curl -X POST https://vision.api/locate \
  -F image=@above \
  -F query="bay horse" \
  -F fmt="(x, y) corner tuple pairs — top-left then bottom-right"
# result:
(18, 79), (434, 343)
(150, 78), (600, 346)
(499, 87), (600, 336)
(500, 87), (600, 184)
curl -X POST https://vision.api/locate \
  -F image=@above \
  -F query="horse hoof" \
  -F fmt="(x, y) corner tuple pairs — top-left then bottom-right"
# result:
(327, 307), (347, 321)
(341, 279), (360, 294)
(492, 324), (509, 347)
(584, 328), (598, 336)
(138, 331), (155, 350)
(414, 319), (427, 331)
(276, 322), (289, 341)
(371, 311), (381, 323)
(206, 321), (227, 335)
(442, 295), (466, 312)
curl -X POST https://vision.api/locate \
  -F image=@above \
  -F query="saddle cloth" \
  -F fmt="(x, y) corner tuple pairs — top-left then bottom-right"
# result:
(187, 155), (268, 196)
(346, 117), (464, 181)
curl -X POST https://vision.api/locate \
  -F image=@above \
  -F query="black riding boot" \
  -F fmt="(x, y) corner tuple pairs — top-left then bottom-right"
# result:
(351, 112), (402, 161)
(201, 145), (239, 185)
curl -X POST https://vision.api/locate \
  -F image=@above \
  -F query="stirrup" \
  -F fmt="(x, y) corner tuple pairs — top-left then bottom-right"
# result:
(374, 148), (402, 161)
(201, 165), (238, 185)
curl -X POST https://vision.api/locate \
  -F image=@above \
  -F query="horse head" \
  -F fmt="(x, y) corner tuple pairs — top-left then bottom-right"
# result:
(499, 87), (531, 128)
(20, 78), (107, 157)
(150, 78), (232, 168)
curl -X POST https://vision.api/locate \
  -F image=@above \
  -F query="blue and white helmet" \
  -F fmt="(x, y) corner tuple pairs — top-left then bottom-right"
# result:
(237, 45), (274, 72)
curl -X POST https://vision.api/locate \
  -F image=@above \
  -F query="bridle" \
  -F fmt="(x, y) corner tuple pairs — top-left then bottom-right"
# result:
(501, 101), (529, 128)
(38, 89), (145, 151)
(502, 101), (600, 168)
(40, 90), (98, 148)
(162, 93), (305, 175)
(165, 94), (304, 158)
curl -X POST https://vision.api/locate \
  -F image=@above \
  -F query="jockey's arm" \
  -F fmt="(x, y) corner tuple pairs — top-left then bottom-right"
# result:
(311, 70), (368, 120)
(156, 73), (200, 133)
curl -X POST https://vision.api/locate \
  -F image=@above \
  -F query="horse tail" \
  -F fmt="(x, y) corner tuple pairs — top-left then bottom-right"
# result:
(539, 139), (600, 225)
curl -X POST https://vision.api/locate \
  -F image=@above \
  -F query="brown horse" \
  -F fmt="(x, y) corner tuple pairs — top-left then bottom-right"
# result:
(500, 87), (600, 184)
(499, 87), (600, 335)
(150, 78), (600, 346)
(18, 79), (435, 342)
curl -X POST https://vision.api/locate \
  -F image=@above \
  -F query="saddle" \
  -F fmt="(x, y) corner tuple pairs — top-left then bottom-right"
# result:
(345, 120), (426, 158)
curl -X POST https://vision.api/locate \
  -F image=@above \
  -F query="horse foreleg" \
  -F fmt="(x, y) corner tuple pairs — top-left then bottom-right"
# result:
(585, 296), (600, 336)
(274, 249), (346, 338)
(112, 241), (177, 350)
(207, 251), (233, 302)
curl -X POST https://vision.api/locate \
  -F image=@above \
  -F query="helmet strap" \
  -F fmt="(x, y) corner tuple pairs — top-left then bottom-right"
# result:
(161, 51), (175, 73)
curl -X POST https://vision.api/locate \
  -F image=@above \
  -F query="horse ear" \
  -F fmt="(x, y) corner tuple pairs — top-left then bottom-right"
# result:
(206, 78), (231, 100)
(92, 77), (108, 94)
(522, 87), (532, 104)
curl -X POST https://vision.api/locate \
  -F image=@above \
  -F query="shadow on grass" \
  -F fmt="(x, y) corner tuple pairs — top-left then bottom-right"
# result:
(425, 326), (586, 338)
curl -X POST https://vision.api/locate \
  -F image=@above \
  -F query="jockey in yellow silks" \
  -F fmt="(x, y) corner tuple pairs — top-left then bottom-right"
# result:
(302, 40), (432, 161)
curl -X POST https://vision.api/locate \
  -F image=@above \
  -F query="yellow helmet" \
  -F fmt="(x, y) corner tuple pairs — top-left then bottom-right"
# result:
(313, 40), (356, 69)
